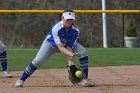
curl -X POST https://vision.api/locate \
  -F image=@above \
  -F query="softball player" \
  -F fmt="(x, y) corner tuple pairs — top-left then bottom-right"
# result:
(0, 40), (12, 78)
(15, 9), (93, 87)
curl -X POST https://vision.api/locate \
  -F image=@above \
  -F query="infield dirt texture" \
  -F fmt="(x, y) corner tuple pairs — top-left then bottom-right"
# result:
(0, 66), (140, 93)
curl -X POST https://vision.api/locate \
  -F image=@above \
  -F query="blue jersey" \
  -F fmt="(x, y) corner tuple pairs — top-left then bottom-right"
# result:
(45, 21), (79, 48)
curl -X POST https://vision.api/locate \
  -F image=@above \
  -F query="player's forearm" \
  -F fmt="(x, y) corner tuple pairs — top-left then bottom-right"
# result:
(67, 56), (74, 66)
(57, 44), (74, 57)
(66, 47), (74, 65)
(60, 48), (73, 56)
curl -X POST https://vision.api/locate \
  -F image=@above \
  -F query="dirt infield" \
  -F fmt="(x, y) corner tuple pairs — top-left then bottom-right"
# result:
(0, 66), (140, 93)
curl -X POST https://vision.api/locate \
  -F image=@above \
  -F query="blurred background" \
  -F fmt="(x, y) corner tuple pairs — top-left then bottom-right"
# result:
(0, 0), (140, 48)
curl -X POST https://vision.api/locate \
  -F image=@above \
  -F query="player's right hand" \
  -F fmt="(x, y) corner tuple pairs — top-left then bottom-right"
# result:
(73, 52), (80, 57)
(69, 52), (79, 59)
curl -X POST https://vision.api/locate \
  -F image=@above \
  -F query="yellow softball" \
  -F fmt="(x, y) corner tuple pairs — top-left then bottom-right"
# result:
(75, 70), (83, 78)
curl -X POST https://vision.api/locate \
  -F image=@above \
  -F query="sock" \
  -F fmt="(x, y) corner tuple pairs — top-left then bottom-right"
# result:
(20, 63), (37, 81)
(0, 51), (7, 71)
(79, 56), (88, 79)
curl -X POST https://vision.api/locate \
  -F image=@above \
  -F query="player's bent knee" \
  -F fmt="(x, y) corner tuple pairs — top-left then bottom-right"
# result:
(79, 49), (88, 57)
(0, 46), (6, 53)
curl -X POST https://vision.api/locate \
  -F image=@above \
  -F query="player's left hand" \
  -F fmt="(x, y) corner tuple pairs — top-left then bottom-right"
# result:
(67, 64), (85, 84)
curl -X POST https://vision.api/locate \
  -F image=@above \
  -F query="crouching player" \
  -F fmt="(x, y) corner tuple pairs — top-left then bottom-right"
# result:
(15, 9), (93, 87)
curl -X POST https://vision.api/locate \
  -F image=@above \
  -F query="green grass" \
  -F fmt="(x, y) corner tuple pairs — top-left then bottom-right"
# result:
(4, 48), (140, 71)
(91, 48), (140, 66)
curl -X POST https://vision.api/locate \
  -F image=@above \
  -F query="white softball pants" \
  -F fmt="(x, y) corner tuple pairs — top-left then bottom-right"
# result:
(32, 40), (88, 68)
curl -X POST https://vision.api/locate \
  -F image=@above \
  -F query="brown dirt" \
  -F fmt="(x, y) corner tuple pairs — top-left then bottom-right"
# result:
(0, 66), (140, 93)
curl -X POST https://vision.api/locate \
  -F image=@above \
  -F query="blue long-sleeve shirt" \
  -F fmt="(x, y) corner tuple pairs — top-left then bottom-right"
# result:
(45, 21), (79, 48)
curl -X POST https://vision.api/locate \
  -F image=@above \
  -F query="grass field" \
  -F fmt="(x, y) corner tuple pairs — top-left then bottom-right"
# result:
(4, 48), (140, 71)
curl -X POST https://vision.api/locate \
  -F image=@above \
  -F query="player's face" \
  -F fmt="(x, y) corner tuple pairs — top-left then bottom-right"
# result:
(63, 19), (74, 29)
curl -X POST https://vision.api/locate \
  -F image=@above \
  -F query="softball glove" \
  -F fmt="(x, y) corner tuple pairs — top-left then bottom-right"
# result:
(67, 64), (85, 84)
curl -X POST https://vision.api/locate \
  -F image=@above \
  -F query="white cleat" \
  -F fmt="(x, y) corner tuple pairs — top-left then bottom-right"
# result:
(2, 71), (13, 78)
(15, 80), (24, 87)
(81, 79), (94, 87)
